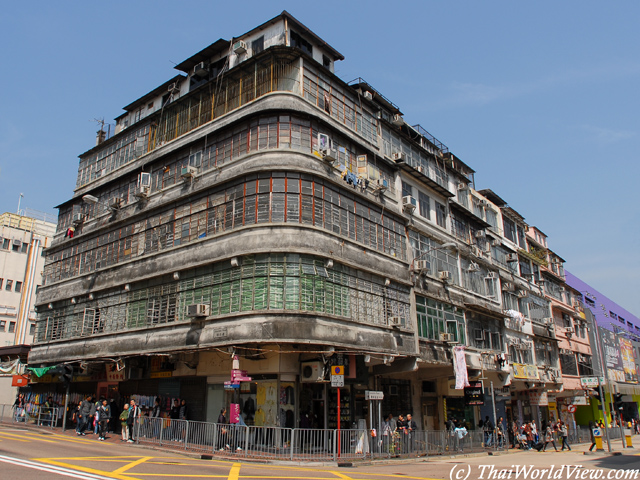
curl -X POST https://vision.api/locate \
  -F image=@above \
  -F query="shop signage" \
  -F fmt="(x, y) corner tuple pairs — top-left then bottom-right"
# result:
(580, 376), (604, 387)
(572, 396), (588, 406)
(224, 381), (240, 389)
(464, 381), (484, 405)
(150, 371), (172, 379)
(529, 390), (548, 406)
(106, 364), (126, 381)
(331, 365), (344, 376)
(600, 328), (626, 382)
(512, 363), (540, 380)
(619, 338), (638, 384)
(365, 390), (384, 401)
(230, 403), (240, 423)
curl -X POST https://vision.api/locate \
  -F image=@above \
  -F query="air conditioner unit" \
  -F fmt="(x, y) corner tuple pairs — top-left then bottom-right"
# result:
(388, 316), (402, 327)
(457, 183), (468, 190)
(138, 172), (151, 188)
(193, 62), (209, 77)
(491, 239), (502, 247)
(506, 253), (518, 262)
(233, 40), (247, 54)
(565, 327), (574, 335)
(475, 230), (487, 238)
(542, 317), (553, 325)
(135, 185), (150, 198)
(438, 270), (451, 282)
(416, 165), (425, 174)
(321, 148), (336, 163)
(415, 259), (430, 272)
(572, 300), (581, 308)
(472, 246), (484, 258)
(392, 113), (404, 126)
(108, 197), (122, 211)
(467, 262), (480, 272)
(300, 361), (324, 383)
(363, 91), (373, 100)
(72, 213), (84, 225)
(440, 332), (456, 343)
(402, 195), (417, 213)
(181, 166), (198, 179)
(392, 152), (406, 163)
(12, 239), (22, 246)
(478, 200), (487, 207)
(487, 271), (498, 279)
(186, 304), (210, 317)
(374, 179), (388, 193)
(517, 290), (529, 298)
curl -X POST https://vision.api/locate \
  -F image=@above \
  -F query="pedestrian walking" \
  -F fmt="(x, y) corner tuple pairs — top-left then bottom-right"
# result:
(97, 399), (111, 441)
(76, 396), (92, 435)
(559, 421), (571, 451)
(127, 399), (140, 443)
(119, 404), (130, 442)
(542, 424), (558, 452)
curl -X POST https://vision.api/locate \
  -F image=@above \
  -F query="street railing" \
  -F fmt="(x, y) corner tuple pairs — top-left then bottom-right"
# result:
(4, 405), (632, 461)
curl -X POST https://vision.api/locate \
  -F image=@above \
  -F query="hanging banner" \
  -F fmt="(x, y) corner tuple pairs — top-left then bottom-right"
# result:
(512, 363), (540, 380)
(453, 346), (470, 389)
(619, 338), (638, 384)
(600, 328), (625, 383)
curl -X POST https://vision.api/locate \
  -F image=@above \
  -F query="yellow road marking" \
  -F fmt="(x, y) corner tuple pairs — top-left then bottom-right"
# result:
(35, 457), (142, 480)
(113, 456), (153, 475)
(228, 463), (241, 480)
(331, 473), (354, 480)
(1, 430), (91, 445)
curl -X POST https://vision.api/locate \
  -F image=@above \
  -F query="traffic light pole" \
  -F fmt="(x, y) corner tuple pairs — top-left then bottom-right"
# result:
(62, 381), (70, 432)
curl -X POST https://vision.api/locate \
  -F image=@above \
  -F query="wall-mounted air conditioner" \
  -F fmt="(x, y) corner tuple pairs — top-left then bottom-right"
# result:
(186, 304), (210, 317)
(300, 361), (324, 383)
(416, 165), (425, 174)
(392, 114), (404, 126)
(72, 213), (84, 225)
(415, 260), (430, 272)
(502, 282), (514, 291)
(363, 91), (373, 100)
(506, 253), (518, 262)
(181, 166), (198, 179)
(440, 332), (456, 343)
(373, 179), (388, 193)
(565, 327), (574, 335)
(402, 196), (417, 214)
(233, 40), (247, 54)
(475, 230), (486, 238)
(439, 270), (451, 282)
(457, 183), (468, 190)
(392, 152), (406, 163)
(486, 272), (498, 279)
(193, 62), (209, 77)
(388, 316), (402, 327)
(517, 290), (529, 298)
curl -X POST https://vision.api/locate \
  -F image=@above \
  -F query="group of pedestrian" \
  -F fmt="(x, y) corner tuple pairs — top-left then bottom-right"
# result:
(512, 419), (571, 452)
(73, 395), (143, 443)
(478, 416), (506, 448)
(380, 413), (419, 454)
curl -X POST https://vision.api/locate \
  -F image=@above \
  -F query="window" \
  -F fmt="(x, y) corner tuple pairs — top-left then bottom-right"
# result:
(435, 201), (447, 228)
(503, 217), (516, 243)
(416, 296), (465, 343)
(2, 238), (9, 250)
(0, 320), (5, 331)
(401, 181), (413, 198)
(21, 242), (28, 253)
(252, 36), (264, 55)
(0, 278), (3, 289)
(15, 281), (22, 293)
(5, 280), (13, 291)
(585, 297), (595, 307)
(290, 30), (312, 56)
(29, 323), (35, 335)
(12, 241), (20, 252)
(485, 209), (498, 229)
(148, 102), (154, 110)
(322, 55), (331, 69)
(559, 352), (578, 376)
(8, 322), (15, 333)
(418, 192), (430, 219)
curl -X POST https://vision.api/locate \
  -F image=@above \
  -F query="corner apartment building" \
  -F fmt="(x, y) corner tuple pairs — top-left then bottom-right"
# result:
(30, 11), (563, 430)
(0, 211), (55, 405)
(566, 271), (640, 425)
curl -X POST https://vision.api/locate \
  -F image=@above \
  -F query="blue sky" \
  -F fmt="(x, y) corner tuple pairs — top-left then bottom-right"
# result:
(1, 1), (638, 315)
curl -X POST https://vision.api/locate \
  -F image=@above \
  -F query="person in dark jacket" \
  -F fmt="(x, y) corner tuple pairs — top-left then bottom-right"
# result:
(217, 408), (228, 450)
(97, 399), (111, 440)
(76, 396), (93, 435)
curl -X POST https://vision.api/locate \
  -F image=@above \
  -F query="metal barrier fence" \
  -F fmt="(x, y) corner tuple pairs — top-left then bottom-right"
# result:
(0, 404), (59, 428)
(4, 405), (634, 461)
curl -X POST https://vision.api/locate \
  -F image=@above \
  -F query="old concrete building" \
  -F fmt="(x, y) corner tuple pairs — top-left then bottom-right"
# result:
(30, 12), (563, 429)
(0, 211), (55, 405)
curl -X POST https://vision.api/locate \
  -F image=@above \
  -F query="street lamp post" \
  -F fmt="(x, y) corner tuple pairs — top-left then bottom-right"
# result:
(590, 311), (613, 452)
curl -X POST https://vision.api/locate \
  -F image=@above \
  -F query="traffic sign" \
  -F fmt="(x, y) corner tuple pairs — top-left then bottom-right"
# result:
(331, 375), (344, 387)
(568, 404), (576, 413)
(580, 376), (605, 387)
(331, 365), (344, 376)
(365, 390), (384, 401)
